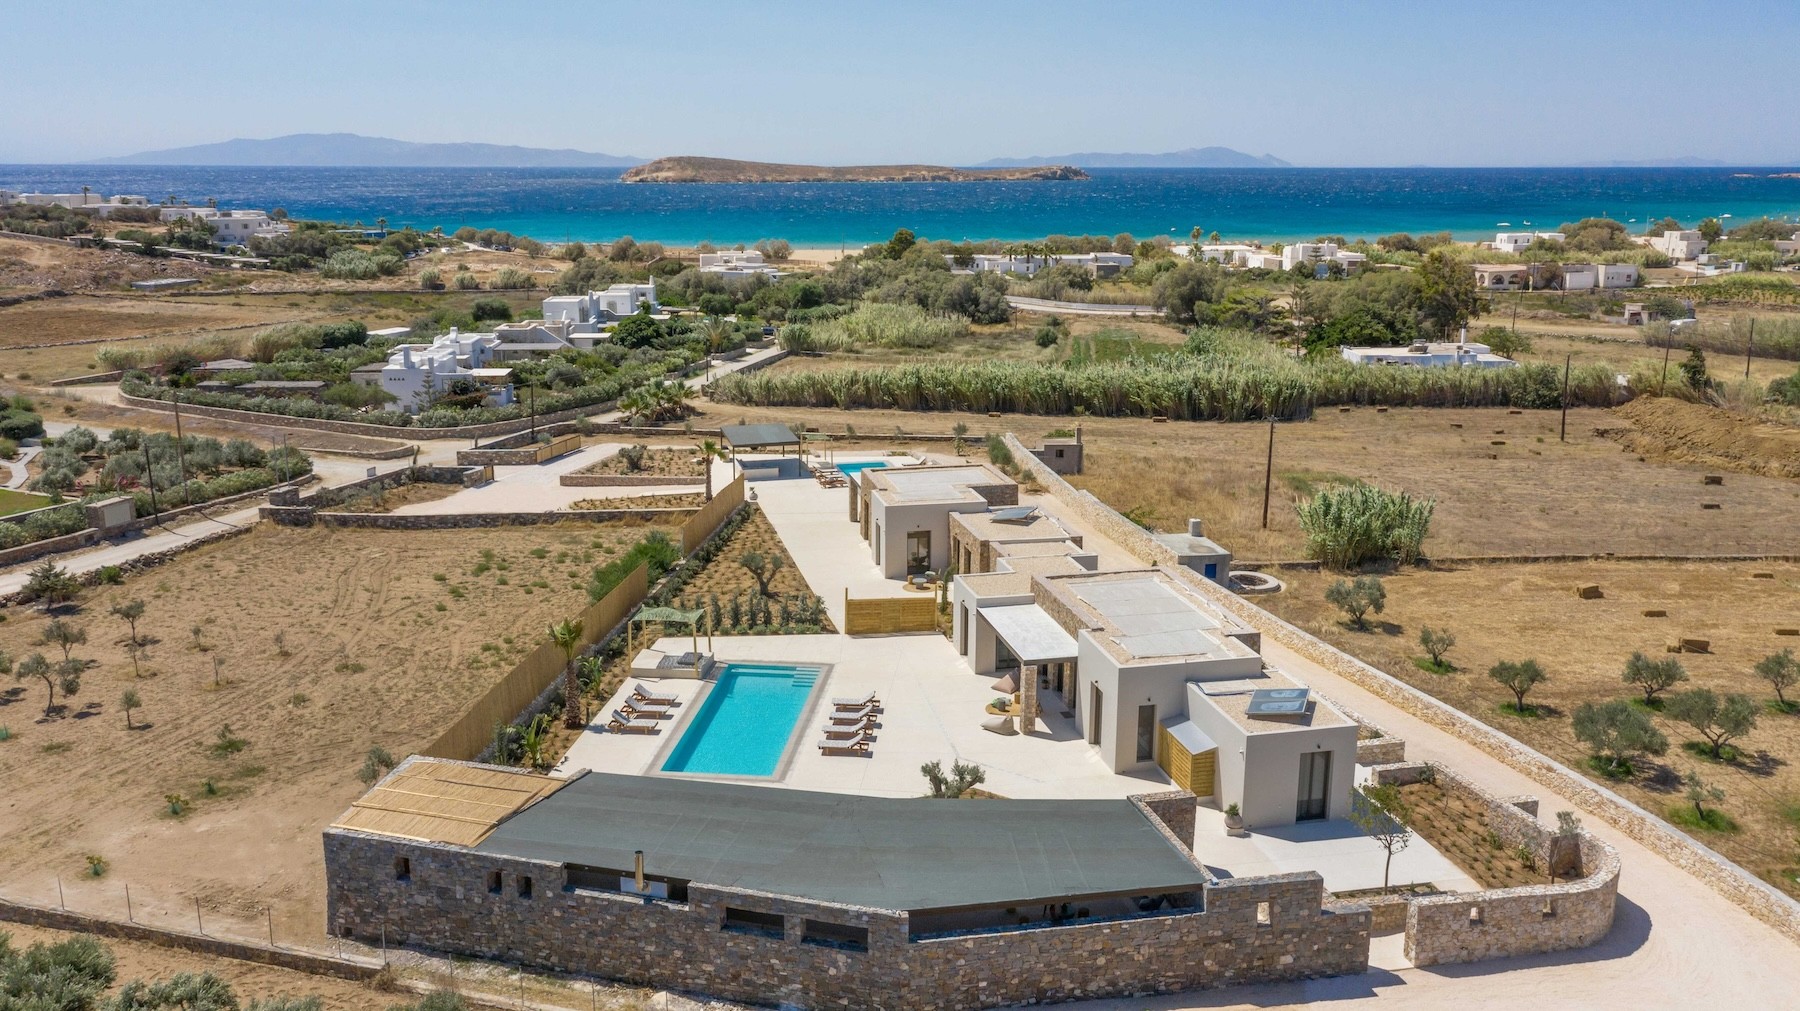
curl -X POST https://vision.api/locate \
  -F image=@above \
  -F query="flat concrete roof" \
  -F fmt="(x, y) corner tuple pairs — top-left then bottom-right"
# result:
(867, 463), (1010, 505)
(472, 771), (1206, 913)
(1048, 570), (1256, 665)
(980, 603), (1079, 663)
(1191, 669), (1355, 734)
(951, 509), (1072, 543)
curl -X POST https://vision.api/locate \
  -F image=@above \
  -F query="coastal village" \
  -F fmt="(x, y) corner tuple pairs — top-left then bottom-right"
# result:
(4, 7), (1800, 1005)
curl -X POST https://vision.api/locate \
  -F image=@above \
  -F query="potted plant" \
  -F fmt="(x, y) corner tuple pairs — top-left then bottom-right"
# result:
(1224, 803), (1244, 832)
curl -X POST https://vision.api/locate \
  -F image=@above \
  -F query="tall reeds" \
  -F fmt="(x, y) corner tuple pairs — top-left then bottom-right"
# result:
(1296, 483), (1435, 568)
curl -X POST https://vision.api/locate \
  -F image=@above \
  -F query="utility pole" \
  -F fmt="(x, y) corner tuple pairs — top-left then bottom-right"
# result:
(1746, 317), (1755, 380)
(141, 443), (159, 520)
(1659, 342), (1672, 395)
(1559, 353), (1572, 443)
(170, 386), (187, 486)
(529, 385), (538, 439)
(1260, 418), (1276, 530)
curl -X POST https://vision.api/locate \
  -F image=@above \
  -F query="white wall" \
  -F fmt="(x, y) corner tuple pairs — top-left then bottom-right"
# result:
(868, 498), (985, 579)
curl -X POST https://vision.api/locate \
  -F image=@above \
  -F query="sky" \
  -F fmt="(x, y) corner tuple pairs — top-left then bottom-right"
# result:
(3, 1), (1797, 166)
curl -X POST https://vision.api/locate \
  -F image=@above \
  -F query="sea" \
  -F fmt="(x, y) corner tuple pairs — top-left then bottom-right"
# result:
(3, 165), (1798, 247)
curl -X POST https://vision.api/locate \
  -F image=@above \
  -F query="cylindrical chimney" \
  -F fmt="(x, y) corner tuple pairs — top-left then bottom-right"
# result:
(634, 850), (645, 892)
(1188, 518), (1204, 537)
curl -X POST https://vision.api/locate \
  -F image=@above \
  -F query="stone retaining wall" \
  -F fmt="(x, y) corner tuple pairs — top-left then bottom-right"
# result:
(311, 508), (694, 530)
(558, 473), (705, 488)
(1356, 737), (1407, 766)
(0, 897), (378, 981)
(119, 390), (612, 441)
(325, 810), (1368, 1010)
(1002, 432), (1800, 948)
(0, 475), (312, 569)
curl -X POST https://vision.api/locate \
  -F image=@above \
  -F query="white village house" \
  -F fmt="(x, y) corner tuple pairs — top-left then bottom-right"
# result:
(540, 281), (660, 334)
(352, 328), (515, 413)
(1339, 339), (1518, 369)
(1491, 231), (1565, 254)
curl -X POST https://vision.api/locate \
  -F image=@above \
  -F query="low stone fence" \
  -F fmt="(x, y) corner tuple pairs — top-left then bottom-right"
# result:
(261, 467), (486, 526)
(0, 475), (314, 569)
(559, 473), (704, 488)
(1001, 432), (1800, 948)
(0, 523), (255, 608)
(456, 434), (582, 467)
(1366, 761), (1619, 966)
(0, 896), (377, 981)
(118, 389), (615, 442)
(1356, 736), (1407, 766)
(311, 508), (695, 531)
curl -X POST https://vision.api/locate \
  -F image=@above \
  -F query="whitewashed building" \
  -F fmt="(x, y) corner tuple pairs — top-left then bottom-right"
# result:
(1340, 340), (1518, 369)
(361, 328), (515, 413)
(698, 250), (784, 280)
(1492, 231), (1564, 253)
(1650, 229), (1708, 261)
(541, 281), (659, 334)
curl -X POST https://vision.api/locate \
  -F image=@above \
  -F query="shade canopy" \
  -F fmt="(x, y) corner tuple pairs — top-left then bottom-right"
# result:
(720, 423), (802, 450)
(981, 604), (1078, 663)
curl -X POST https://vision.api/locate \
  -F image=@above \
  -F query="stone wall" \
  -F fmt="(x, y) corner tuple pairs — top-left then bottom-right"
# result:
(455, 434), (582, 467)
(559, 473), (704, 488)
(1132, 791), (1199, 854)
(1002, 432), (1800, 947)
(0, 475), (313, 569)
(325, 816), (1368, 1009)
(119, 390), (613, 441)
(0, 897), (377, 981)
(1356, 737), (1407, 766)
(311, 508), (695, 531)
(1362, 761), (1620, 967)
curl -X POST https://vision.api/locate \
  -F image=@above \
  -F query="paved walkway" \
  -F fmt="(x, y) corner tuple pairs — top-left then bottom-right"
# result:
(0, 505), (260, 596)
(2, 443), (41, 489)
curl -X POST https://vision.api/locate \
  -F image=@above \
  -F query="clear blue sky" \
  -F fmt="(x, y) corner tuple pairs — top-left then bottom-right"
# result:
(3, 0), (1796, 166)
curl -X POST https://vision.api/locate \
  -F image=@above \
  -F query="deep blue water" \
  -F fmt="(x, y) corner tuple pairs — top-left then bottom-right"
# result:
(3, 165), (1797, 246)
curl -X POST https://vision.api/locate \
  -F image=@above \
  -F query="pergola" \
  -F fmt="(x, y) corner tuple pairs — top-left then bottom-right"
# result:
(720, 423), (803, 462)
(628, 606), (712, 675)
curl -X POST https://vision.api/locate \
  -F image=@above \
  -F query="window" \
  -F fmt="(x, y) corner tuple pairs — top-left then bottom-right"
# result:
(1255, 901), (1271, 927)
(906, 530), (931, 575)
(394, 856), (411, 882)
(1088, 684), (1103, 746)
(517, 875), (533, 899)
(1468, 906), (1483, 924)
(486, 870), (503, 894)
(722, 907), (784, 939)
(1136, 704), (1156, 763)
(801, 919), (869, 952)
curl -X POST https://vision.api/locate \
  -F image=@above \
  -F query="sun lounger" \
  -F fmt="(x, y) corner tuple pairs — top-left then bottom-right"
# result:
(630, 684), (680, 706)
(818, 731), (873, 755)
(822, 722), (874, 741)
(622, 698), (675, 718)
(829, 706), (878, 726)
(608, 709), (661, 734)
(832, 691), (880, 711)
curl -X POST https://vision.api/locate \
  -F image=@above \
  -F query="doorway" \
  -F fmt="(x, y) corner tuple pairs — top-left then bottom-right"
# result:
(905, 530), (931, 575)
(1296, 750), (1331, 821)
(1088, 684), (1103, 745)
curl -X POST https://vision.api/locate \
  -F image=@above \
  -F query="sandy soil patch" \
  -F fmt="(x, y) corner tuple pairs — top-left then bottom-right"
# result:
(0, 522), (670, 938)
(1260, 559), (1800, 897)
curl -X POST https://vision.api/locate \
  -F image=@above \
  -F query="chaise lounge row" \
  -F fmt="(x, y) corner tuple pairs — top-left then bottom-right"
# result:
(819, 691), (881, 755)
(605, 682), (683, 734)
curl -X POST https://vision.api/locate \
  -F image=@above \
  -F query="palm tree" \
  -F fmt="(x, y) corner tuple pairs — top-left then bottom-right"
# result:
(698, 316), (733, 357)
(550, 618), (586, 728)
(694, 439), (729, 500)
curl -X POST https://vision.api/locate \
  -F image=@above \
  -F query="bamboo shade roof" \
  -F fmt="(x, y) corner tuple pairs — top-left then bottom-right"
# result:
(331, 760), (565, 847)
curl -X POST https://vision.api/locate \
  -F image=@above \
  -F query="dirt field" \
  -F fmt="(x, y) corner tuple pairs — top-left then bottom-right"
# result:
(677, 397), (1800, 562)
(1259, 560), (1800, 897)
(0, 522), (672, 939)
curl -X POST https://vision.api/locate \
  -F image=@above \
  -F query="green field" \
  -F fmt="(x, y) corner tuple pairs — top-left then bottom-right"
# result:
(0, 488), (51, 517)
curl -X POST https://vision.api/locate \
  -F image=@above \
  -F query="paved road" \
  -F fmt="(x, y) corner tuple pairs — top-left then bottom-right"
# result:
(1006, 295), (1159, 316)
(0, 505), (261, 596)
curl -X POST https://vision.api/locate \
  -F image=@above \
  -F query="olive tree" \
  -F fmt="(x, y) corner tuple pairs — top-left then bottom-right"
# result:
(1418, 626), (1455, 669)
(1572, 699), (1668, 776)
(1324, 576), (1386, 630)
(1488, 659), (1547, 713)
(1622, 651), (1687, 705)
(1667, 688), (1758, 759)
(1349, 783), (1412, 890)
(1755, 648), (1798, 710)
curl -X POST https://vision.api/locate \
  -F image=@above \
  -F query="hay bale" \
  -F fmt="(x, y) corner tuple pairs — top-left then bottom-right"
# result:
(1642, 609), (1667, 617)
(986, 411), (1001, 418)
(1450, 423), (1463, 429)
(1576, 585), (1603, 599)
(1777, 628), (1799, 636)
(1508, 409), (1523, 415)
(1376, 407), (1389, 413)
(1752, 572), (1774, 579)
(1339, 406), (1352, 413)
(1151, 415), (1168, 423)
(1679, 638), (1712, 654)
(1703, 475), (1724, 486)
(1491, 440), (1507, 446)
(1701, 503), (1722, 510)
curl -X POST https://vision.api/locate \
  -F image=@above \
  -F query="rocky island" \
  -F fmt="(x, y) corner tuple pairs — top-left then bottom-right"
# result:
(621, 156), (1088, 183)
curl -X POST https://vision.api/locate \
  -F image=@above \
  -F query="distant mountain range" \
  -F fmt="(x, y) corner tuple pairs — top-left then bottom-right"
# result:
(1570, 157), (1734, 168)
(91, 133), (644, 168)
(977, 146), (1292, 169)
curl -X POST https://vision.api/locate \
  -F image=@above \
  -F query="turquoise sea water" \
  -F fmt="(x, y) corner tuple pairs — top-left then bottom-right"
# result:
(660, 663), (821, 777)
(3, 165), (1797, 246)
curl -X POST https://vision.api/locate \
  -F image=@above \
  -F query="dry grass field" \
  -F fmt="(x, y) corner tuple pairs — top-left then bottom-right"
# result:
(0, 521), (671, 937)
(1259, 560), (1800, 897)
(681, 396), (1800, 562)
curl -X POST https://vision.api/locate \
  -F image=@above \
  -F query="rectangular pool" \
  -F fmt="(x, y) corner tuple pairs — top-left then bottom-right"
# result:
(660, 663), (822, 777)
(834, 460), (891, 476)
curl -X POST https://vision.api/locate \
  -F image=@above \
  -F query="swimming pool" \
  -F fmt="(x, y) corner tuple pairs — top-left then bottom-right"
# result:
(834, 460), (891, 476)
(660, 663), (822, 777)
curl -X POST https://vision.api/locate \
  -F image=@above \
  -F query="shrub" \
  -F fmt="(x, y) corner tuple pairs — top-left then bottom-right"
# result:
(1297, 483), (1433, 568)
(320, 250), (402, 279)
(586, 532), (680, 602)
(490, 267), (533, 290)
(1325, 575), (1386, 629)
(1418, 626), (1456, 668)
(453, 271), (482, 290)
(418, 267), (443, 290)
(1572, 698), (1668, 775)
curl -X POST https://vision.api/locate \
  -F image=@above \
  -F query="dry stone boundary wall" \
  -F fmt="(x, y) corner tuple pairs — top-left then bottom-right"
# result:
(1000, 433), (1800, 948)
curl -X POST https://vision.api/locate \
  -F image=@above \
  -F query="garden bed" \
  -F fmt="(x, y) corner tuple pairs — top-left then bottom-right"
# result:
(569, 492), (706, 511)
(1396, 780), (1545, 890)
(575, 446), (707, 479)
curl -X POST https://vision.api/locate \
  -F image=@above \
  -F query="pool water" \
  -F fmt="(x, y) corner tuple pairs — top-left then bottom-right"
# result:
(660, 663), (821, 777)
(833, 460), (891, 476)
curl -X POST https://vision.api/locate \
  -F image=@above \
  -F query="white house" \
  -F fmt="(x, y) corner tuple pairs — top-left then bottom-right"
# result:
(698, 250), (784, 280)
(1281, 242), (1366, 276)
(1650, 229), (1708, 261)
(1340, 340), (1518, 369)
(854, 463), (1019, 579)
(1597, 263), (1640, 288)
(541, 281), (659, 334)
(366, 328), (515, 413)
(1681, 254), (1746, 277)
(156, 206), (289, 247)
(1473, 263), (1531, 291)
(1492, 231), (1564, 254)
(1559, 263), (1599, 291)
(961, 252), (1134, 278)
